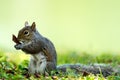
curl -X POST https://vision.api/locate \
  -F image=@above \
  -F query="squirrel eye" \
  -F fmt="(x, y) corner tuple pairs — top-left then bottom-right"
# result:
(24, 31), (29, 35)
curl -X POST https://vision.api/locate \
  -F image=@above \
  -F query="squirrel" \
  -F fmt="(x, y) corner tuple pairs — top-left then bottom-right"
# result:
(13, 21), (118, 77)
(12, 21), (57, 75)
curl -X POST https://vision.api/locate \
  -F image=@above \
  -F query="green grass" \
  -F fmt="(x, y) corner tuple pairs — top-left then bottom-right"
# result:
(0, 50), (120, 80)
(58, 51), (120, 65)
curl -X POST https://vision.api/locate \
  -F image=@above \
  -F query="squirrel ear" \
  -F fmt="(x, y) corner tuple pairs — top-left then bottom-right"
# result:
(25, 21), (29, 26)
(31, 22), (36, 31)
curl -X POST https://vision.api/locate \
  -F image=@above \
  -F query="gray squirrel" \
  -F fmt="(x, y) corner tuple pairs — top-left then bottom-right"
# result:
(13, 22), (118, 77)
(13, 22), (57, 75)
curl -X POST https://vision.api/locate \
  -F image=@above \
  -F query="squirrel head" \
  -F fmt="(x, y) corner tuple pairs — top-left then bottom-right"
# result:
(17, 21), (36, 43)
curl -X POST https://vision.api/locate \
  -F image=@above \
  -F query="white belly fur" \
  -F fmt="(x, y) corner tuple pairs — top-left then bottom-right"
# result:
(28, 52), (47, 74)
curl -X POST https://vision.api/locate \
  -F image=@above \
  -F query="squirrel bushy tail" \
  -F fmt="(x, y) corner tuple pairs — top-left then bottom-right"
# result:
(57, 63), (118, 77)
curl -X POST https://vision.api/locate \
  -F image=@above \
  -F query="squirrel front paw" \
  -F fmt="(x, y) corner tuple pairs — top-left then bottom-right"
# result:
(14, 44), (23, 50)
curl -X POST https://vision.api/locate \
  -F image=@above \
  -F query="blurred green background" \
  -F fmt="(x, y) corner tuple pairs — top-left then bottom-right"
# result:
(0, 0), (120, 53)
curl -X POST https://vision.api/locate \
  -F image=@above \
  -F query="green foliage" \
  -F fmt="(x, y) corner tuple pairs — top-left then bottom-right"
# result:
(58, 51), (120, 65)
(96, 53), (120, 64)
(0, 51), (120, 80)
